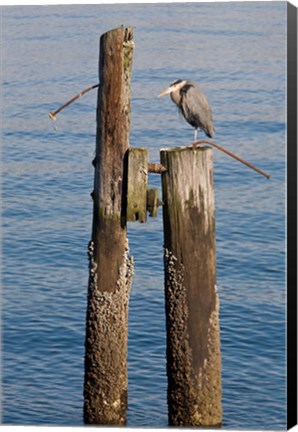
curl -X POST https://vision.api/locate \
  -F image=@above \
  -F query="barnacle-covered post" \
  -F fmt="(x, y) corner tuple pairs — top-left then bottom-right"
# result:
(84, 26), (134, 425)
(160, 146), (222, 427)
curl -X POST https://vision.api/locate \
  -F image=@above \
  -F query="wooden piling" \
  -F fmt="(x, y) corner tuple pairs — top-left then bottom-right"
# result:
(126, 147), (148, 223)
(160, 146), (222, 427)
(147, 188), (160, 217)
(84, 26), (134, 425)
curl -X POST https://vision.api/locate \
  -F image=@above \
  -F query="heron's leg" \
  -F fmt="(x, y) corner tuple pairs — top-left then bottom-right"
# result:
(194, 128), (198, 143)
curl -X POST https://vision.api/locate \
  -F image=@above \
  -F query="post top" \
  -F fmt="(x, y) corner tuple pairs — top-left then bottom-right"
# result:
(101, 26), (133, 40)
(160, 145), (212, 153)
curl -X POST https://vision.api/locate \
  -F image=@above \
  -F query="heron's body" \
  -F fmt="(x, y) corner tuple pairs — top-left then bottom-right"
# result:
(159, 79), (215, 142)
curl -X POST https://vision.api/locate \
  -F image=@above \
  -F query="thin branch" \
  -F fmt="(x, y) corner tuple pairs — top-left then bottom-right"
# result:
(48, 83), (100, 120)
(192, 140), (271, 180)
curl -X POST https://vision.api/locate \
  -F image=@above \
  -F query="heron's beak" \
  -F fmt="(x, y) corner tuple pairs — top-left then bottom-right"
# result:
(158, 87), (173, 97)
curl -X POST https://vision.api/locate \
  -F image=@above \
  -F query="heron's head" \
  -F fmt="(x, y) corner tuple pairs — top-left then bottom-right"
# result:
(158, 79), (187, 97)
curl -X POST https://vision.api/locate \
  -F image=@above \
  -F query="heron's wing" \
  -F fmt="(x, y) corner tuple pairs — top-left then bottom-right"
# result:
(181, 83), (214, 137)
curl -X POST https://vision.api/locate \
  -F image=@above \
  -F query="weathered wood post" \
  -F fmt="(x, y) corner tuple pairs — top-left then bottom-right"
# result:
(84, 26), (134, 425)
(126, 147), (148, 223)
(160, 146), (222, 427)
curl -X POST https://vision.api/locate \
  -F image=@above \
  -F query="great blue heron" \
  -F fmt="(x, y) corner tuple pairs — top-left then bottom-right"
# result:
(158, 79), (214, 142)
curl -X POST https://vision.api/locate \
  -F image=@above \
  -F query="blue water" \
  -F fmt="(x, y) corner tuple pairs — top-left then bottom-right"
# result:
(2, 2), (287, 429)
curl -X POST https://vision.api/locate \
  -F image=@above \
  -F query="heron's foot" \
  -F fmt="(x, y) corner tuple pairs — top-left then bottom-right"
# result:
(190, 141), (204, 150)
(186, 140), (210, 150)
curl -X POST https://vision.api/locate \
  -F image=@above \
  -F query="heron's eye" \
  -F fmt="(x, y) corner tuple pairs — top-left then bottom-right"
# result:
(181, 84), (191, 94)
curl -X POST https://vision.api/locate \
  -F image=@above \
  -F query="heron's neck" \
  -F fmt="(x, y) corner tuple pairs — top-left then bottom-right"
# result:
(170, 89), (182, 107)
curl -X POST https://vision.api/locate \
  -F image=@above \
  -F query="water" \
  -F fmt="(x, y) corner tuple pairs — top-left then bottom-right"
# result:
(1, 2), (287, 429)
